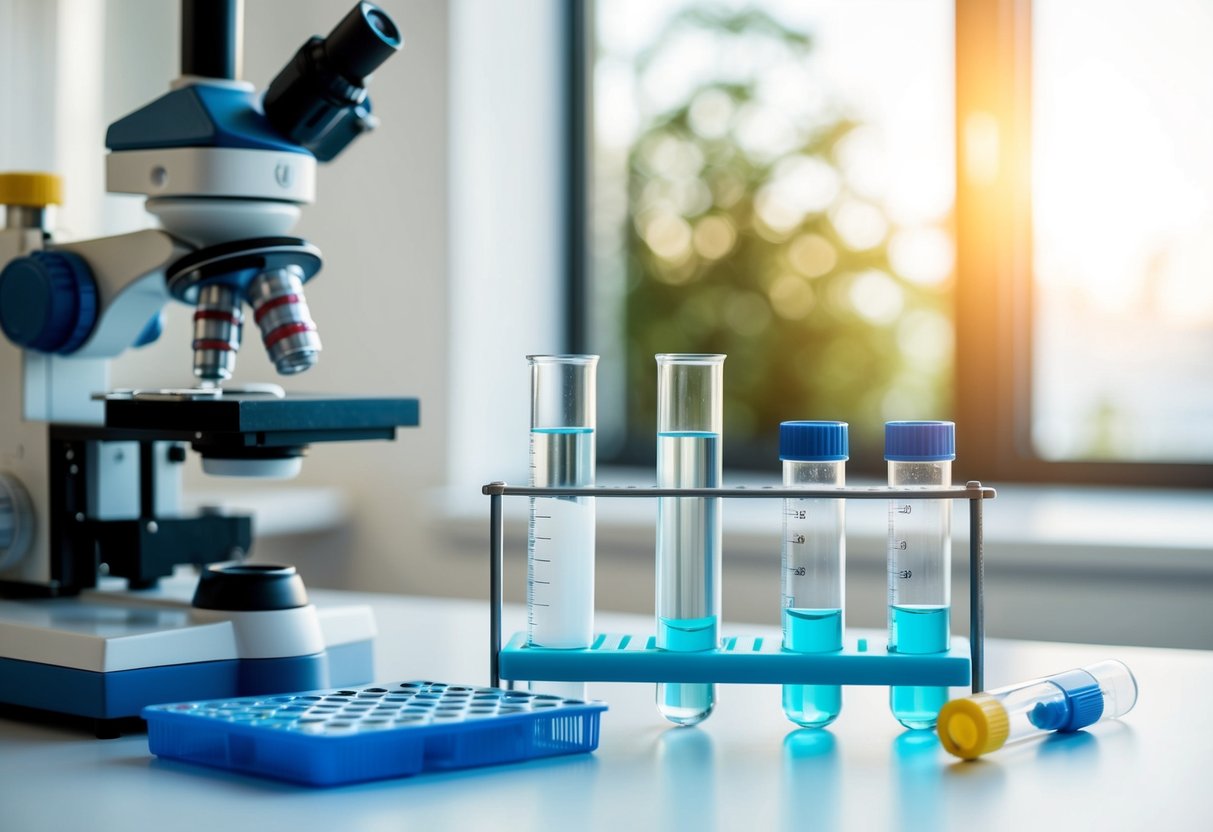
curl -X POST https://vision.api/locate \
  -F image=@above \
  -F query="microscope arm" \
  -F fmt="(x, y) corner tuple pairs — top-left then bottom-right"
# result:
(52, 230), (188, 359)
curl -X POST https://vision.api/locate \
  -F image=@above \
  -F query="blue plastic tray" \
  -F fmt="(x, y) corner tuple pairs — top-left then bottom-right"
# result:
(144, 680), (606, 786)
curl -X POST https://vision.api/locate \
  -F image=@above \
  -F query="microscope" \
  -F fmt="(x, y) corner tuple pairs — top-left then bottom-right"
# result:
(0, 1), (417, 734)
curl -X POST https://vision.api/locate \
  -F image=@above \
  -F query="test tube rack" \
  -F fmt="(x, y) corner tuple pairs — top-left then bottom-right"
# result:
(483, 482), (995, 694)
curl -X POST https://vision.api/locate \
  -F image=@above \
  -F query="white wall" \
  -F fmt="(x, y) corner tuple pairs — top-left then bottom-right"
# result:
(448, 0), (566, 492)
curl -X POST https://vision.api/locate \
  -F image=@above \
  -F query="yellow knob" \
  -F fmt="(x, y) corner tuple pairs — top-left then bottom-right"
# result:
(0, 172), (63, 207)
(937, 694), (1011, 760)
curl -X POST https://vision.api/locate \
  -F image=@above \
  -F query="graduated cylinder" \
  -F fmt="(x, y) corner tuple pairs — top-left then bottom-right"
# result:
(655, 353), (725, 726)
(526, 356), (598, 674)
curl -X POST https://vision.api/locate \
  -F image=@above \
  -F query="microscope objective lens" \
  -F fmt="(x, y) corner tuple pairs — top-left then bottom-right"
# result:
(192, 284), (244, 381)
(247, 266), (322, 375)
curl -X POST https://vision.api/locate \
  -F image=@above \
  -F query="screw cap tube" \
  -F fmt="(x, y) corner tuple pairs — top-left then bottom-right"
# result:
(938, 660), (1138, 760)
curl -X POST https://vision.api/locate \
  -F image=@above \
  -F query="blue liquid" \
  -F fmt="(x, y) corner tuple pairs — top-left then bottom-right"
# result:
(782, 608), (843, 729)
(888, 605), (950, 729)
(658, 615), (718, 651)
(657, 616), (718, 725)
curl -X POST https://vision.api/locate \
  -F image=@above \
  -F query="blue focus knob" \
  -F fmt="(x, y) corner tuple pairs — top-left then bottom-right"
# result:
(0, 250), (98, 354)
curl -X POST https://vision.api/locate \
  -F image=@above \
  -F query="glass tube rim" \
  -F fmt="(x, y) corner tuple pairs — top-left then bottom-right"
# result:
(655, 353), (726, 365)
(526, 354), (600, 365)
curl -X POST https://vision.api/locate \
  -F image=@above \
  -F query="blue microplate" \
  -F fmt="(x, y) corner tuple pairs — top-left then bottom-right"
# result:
(143, 680), (607, 787)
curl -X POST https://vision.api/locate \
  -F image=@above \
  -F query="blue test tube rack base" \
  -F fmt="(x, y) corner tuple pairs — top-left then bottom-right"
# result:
(501, 632), (973, 687)
(483, 482), (995, 694)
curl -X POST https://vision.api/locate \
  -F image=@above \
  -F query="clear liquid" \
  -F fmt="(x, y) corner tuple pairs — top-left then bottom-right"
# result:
(888, 604), (950, 729)
(782, 608), (842, 729)
(528, 427), (595, 700)
(656, 431), (721, 726)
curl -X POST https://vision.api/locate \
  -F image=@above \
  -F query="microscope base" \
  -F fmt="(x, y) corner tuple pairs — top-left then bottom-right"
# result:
(0, 590), (375, 724)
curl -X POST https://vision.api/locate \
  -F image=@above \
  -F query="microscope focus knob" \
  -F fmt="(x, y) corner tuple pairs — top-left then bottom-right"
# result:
(0, 249), (98, 353)
(0, 473), (35, 572)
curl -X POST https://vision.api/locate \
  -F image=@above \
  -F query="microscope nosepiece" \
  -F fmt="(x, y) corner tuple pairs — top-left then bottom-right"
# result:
(247, 266), (321, 375)
(192, 283), (243, 381)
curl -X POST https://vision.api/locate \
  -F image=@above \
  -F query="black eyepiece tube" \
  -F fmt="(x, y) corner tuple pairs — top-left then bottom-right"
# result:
(324, 2), (402, 83)
(263, 2), (402, 161)
(181, 0), (244, 80)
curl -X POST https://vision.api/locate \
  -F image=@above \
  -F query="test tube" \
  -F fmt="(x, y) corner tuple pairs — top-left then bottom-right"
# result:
(780, 421), (848, 729)
(527, 355), (598, 700)
(886, 420), (955, 729)
(655, 353), (725, 726)
(937, 660), (1138, 759)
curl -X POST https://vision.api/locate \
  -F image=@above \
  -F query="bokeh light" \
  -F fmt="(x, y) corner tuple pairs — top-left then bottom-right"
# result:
(593, 1), (955, 464)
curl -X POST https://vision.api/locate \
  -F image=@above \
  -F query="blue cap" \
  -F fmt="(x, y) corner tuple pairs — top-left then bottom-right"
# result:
(779, 421), (848, 461)
(1048, 669), (1106, 732)
(884, 421), (955, 462)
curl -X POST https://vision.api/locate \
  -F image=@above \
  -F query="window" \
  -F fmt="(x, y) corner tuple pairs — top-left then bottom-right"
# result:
(954, 0), (1213, 485)
(577, 0), (953, 475)
(1030, 0), (1213, 464)
(576, 0), (1213, 486)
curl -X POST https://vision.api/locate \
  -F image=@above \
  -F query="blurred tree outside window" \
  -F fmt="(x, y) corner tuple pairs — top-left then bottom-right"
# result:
(586, 1), (955, 472)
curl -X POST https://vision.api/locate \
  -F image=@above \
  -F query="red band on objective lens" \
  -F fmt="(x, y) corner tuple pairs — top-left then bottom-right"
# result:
(253, 294), (302, 324)
(192, 339), (237, 351)
(263, 321), (317, 349)
(193, 309), (242, 325)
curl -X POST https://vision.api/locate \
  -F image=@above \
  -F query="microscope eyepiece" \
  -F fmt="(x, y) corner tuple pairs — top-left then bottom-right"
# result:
(325, 2), (402, 83)
(263, 1), (402, 161)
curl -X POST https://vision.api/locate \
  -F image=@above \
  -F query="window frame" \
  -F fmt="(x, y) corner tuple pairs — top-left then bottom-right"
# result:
(565, 0), (590, 355)
(571, 0), (1213, 488)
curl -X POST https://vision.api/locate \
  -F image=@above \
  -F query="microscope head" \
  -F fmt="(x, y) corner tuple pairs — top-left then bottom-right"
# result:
(103, 1), (402, 383)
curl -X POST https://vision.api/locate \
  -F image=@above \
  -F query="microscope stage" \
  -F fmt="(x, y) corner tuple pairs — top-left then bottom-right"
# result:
(103, 393), (419, 444)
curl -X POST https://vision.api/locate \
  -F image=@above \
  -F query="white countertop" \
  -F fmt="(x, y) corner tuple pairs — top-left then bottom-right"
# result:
(2, 591), (1210, 831)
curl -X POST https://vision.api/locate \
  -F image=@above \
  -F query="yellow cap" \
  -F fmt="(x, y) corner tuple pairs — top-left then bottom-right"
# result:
(937, 694), (1010, 760)
(0, 172), (63, 207)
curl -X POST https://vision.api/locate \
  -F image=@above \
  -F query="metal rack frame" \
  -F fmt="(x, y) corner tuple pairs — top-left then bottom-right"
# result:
(483, 481), (996, 693)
